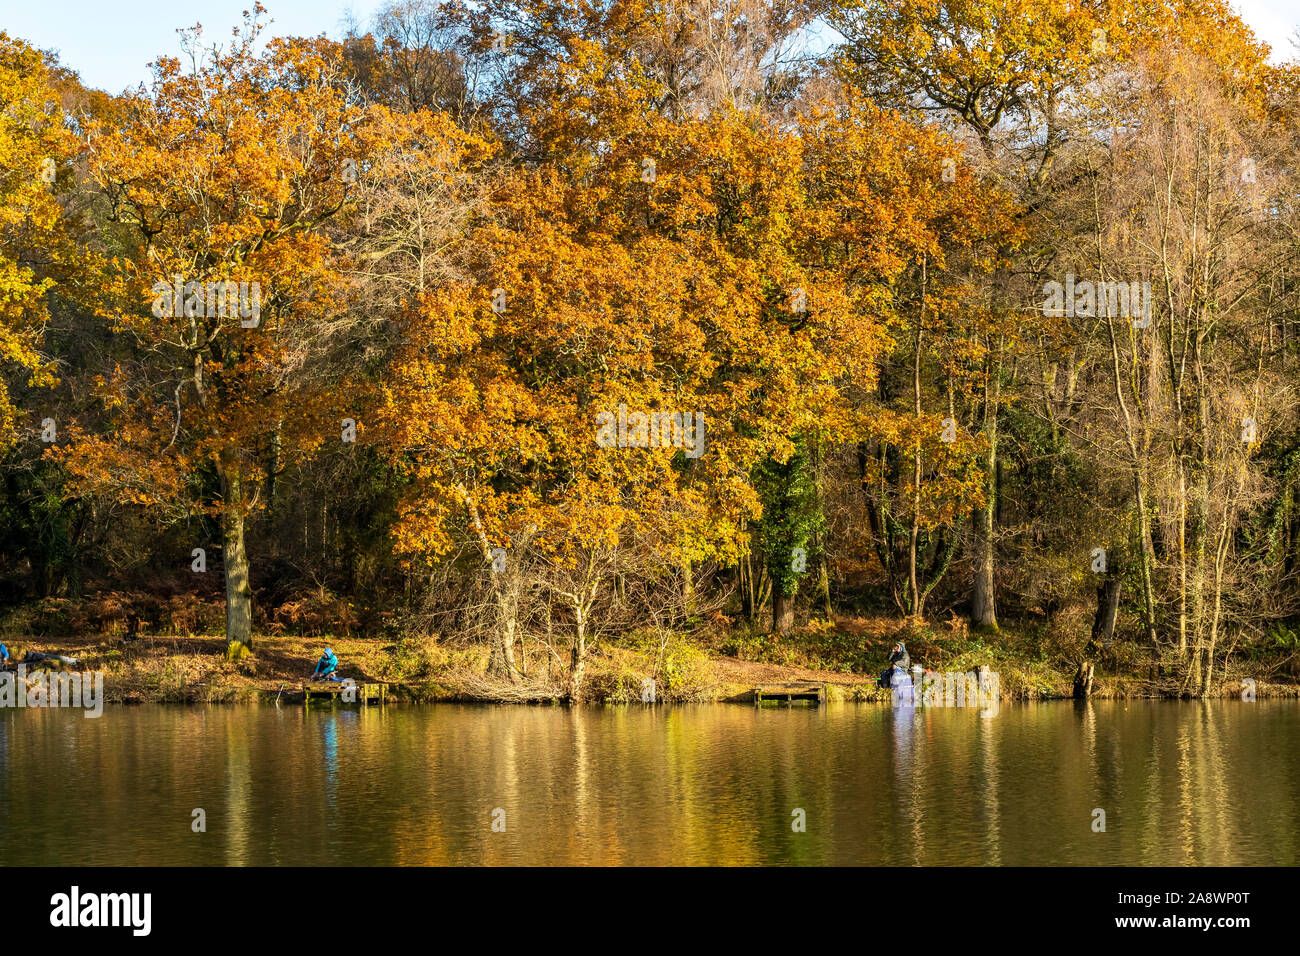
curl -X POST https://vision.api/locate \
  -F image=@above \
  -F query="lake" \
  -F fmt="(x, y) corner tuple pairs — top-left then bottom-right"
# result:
(1, 700), (1296, 865)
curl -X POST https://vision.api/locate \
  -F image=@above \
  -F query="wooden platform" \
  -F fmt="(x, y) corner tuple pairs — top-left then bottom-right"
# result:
(753, 682), (827, 705)
(302, 680), (387, 706)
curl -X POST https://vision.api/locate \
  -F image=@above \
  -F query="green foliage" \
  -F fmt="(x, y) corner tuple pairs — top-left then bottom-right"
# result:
(379, 636), (450, 681)
(655, 635), (714, 700)
(1271, 625), (1300, 650)
(585, 662), (641, 703)
(753, 434), (824, 600)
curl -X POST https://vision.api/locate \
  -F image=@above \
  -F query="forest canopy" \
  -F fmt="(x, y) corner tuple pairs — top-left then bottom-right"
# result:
(3, 0), (1300, 700)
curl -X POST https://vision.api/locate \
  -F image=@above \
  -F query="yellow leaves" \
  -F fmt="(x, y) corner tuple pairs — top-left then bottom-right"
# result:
(377, 85), (953, 567)
(52, 426), (188, 516)
(15, 3), (1040, 581)
(60, 30), (430, 522)
(0, 32), (80, 444)
(863, 407), (989, 530)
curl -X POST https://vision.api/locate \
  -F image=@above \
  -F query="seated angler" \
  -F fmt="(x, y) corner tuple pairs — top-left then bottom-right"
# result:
(310, 647), (341, 682)
(878, 641), (911, 689)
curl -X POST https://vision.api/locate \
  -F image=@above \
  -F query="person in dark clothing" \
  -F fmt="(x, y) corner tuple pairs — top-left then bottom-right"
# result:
(878, 642), (912, 689)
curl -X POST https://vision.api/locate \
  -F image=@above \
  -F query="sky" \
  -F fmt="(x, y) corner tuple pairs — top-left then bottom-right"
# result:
(1, 0), (1298, 93)
(1, 1), (378, 91)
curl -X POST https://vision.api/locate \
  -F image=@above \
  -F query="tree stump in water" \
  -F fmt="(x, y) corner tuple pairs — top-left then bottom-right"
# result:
(1073, 661), (1094, 699)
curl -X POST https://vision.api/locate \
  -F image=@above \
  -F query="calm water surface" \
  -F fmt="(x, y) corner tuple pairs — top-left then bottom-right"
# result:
(1, 700), (1297, 865)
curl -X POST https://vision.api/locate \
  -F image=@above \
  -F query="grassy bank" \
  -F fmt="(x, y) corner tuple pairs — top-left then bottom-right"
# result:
(3, 614), (1297, 704)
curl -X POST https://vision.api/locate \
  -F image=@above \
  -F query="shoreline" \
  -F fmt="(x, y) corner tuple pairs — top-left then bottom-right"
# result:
(2, 630), (1297, 706)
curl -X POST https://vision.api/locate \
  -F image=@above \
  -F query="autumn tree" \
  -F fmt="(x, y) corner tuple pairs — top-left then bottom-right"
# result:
(66, 12), (417, 656)
(0, 33), (76, 447)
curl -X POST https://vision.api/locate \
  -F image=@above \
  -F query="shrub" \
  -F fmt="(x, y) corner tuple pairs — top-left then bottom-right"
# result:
(379, 635), (448, 681)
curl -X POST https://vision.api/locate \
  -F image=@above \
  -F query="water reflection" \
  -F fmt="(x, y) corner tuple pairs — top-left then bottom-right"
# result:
(0, 701), (1296, 865)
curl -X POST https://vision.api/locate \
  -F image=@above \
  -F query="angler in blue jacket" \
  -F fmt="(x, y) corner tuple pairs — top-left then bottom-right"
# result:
(311, 647), (340, 681)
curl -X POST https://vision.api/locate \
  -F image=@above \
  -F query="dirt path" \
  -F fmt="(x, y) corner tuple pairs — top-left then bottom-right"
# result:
(710, 655), (872, 688)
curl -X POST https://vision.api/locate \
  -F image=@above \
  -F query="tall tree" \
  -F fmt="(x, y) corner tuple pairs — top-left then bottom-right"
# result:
(67, 14), (404, 656)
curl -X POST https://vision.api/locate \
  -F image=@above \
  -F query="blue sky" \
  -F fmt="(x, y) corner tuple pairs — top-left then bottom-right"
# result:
(2, 1), (379, 91)
(2, 0), (1298, 93)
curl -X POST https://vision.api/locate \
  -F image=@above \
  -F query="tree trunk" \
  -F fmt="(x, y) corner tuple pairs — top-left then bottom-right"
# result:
(487, 590), (520, 683)
(816, 550), (833, 620)
(486, 541), (527, 684)
(1132, 473), (1160, 647)
(740, 549), (770, 623)
(1076, 573), (1121, 699)
(568, 614), (587, 701)
(1104, 309), (1158, 647)
(970, 511), (997, 630)
(220, 458), (254, 656)
(909, 303), (923, 618)
(740, 554), (756, 621)
(1092, 574), (1122, 647)
(773, 590), (794, 636)
(1072, 661), (1094, 700)
(809, 444), (833, 620)
(970, 341), (1000, 630)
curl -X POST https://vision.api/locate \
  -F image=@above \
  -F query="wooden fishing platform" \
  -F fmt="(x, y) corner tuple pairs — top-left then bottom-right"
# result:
(753, 682), (827, 706)
(301, 680), (387, 706)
